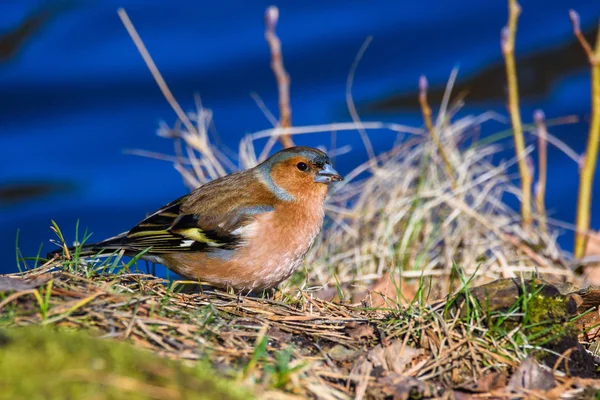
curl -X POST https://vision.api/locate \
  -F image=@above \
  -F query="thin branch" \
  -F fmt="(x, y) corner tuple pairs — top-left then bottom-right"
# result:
(571, 9), (600, 258)
(264, 6), (294, 149)
(501, 0), (532, 228)
(533, 110), (548, 234)
(419, 75), (457, 189)
(569, 10), (595, 61)
(117, 9), (196, 138)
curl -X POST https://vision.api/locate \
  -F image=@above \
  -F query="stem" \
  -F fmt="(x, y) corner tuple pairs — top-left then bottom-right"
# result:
(501, 0), (532, 228)
(572, 11), (600, 258)
(534, 110), (548, 234)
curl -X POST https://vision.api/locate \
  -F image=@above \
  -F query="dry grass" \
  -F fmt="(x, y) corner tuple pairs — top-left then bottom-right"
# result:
(2, 259), (599, 399)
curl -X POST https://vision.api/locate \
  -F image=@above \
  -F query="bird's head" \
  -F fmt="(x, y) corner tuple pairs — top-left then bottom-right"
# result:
(257, 146), (343, 201)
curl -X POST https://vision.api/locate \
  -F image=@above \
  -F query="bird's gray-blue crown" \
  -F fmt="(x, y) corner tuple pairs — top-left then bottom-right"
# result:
(267, 146), (331, 167)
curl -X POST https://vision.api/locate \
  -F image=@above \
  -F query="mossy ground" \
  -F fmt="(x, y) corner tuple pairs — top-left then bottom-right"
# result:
(0, 325), (251, 400)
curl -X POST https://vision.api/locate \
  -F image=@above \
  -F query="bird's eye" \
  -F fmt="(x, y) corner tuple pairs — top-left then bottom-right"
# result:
(296, 162), (308, 171)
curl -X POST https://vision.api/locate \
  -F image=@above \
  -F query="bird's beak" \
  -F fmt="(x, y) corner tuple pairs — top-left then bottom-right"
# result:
(314, 164), (343, 183)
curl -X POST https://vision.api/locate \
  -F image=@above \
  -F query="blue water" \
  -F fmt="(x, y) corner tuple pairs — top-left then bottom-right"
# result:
(1, 1), (600, 273)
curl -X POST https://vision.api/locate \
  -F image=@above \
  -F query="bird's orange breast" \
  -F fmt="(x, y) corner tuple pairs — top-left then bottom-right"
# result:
(161, 190), (326, 290)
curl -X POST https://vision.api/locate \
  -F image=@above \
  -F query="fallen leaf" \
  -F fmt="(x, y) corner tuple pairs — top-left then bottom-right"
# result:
(367, 344), (386, 370)
(386, 342), (425, 375)
(367, 340), (425, 375)
(458, 371), (507, 393)
(346, 323), (376, 340)
(508, 357), (556, 393)
(354, 273), (420, 307)
(576, 307), (600, 342)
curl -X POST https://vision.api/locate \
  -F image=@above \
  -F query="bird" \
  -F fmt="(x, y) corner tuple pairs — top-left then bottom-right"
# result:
(48, 146), (343, 291)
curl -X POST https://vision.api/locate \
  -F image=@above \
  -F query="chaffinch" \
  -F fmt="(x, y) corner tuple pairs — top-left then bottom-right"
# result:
(49, 146), (343, 291)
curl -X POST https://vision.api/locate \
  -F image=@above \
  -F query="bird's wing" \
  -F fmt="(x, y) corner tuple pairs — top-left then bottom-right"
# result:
(91, 170), (277, 255)
(105, 180), (275, 254)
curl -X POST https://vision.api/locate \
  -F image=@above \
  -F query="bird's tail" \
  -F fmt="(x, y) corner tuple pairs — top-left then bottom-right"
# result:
(46, 232), (131, 260)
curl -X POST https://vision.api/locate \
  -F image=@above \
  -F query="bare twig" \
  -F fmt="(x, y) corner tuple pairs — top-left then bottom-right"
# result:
(570, 10), (600, 258)
(534, 110), (548, 234)
(117, 9), (196, 139)
(569, 10), (595, 60)
(501, 0), (533, 228)
(264, 6), (294, 149)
